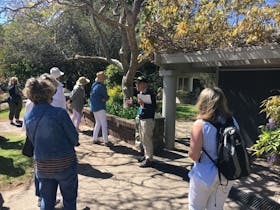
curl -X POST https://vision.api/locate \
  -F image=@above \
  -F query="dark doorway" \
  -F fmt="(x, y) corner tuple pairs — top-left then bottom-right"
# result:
(219, 70), (280, 146)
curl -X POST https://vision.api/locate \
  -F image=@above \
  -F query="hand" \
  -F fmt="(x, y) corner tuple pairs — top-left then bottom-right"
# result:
(125, 97), (133, 105)
(138, 98), (143, 106)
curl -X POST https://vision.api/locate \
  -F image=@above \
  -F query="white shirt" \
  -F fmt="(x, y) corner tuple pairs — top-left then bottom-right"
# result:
(22, 99), (34, 131)
(51, 81), (66, 109)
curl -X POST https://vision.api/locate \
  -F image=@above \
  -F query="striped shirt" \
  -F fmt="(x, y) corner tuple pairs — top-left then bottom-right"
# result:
(36, 155), (75, 174)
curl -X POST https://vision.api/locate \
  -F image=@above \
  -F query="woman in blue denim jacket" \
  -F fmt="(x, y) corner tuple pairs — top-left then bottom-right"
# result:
(24, 77), (79, 210)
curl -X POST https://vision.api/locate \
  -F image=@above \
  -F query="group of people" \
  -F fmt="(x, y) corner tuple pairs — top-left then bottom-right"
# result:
(20, 67), (159, 209)
(4, 66), (238, 209)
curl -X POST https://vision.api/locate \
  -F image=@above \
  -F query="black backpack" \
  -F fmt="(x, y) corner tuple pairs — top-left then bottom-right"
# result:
(202, 118), (251, 181)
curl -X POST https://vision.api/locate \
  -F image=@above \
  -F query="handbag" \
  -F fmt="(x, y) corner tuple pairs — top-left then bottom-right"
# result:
(22, 108), (48, 157)
(22, 136), (33, 157)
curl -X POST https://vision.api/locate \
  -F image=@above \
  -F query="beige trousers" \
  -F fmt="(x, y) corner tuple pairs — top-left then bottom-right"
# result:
(139, 119), (155, 160)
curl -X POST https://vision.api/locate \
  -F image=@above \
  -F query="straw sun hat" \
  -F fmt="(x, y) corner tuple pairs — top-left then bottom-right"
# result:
(76, 76), (90, 85)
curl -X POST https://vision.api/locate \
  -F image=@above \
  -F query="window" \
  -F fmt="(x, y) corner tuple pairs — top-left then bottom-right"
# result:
(177, 77), (193, 91)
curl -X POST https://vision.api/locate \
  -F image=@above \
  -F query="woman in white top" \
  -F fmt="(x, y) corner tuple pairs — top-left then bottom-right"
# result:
(188, 87), (238, 210)
(50, 67), (66, 109)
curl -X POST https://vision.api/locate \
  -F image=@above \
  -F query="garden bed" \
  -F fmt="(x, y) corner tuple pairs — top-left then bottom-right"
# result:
(82, 107), (165, 153)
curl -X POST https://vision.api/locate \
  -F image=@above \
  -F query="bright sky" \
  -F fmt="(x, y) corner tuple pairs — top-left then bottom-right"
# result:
(0, 16), (6, 24)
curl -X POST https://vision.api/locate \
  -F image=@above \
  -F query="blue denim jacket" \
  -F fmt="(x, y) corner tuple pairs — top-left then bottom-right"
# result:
(89, 82), (109, 112)
(24, 103), (79, 161)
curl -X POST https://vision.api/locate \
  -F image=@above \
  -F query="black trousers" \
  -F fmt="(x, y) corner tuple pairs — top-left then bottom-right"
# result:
(8, 100), (22, 121)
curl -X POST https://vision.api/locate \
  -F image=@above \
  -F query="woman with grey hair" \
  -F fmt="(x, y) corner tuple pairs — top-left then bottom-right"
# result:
(24, 77), (79, 210)
(23, 73), (60, 207)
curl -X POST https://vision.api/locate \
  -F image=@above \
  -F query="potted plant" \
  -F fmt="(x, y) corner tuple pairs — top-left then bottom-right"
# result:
(251, 95), (280, 166)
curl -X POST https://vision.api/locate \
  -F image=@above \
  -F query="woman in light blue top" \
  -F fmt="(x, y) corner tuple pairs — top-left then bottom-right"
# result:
(188, 87), (238, 210)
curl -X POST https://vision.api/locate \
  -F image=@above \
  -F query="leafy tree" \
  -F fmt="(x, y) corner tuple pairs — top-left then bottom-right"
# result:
(1, 0), (279, 106)
(140, 0), (280, 56)
(0, 1), (150, 107)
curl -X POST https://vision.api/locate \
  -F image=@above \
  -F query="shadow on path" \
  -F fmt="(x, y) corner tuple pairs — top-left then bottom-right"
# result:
(152, 161), (190, 181)
(81, 130), (93, 137)
(0, 136), (23, 150)
(78, 163), (113, 179)
(156, 149), (185, 160)
(175, 138), (190, 147)
(109, 145), (140, 156)
(0, 156), (25, 177)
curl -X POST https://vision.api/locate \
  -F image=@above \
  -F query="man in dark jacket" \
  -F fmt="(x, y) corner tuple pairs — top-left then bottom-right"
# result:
(7, 77), (22, 126)
(134, 76), (156, 167)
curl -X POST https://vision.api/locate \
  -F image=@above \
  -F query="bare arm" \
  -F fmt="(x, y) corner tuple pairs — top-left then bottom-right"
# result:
(189, 120), (203, 162)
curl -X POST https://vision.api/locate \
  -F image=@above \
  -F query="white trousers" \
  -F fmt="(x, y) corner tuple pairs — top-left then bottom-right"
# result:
(188, 174), (234, 210)
(71, 109), (82, 129)
(139, 119), (155, 160)
(93, 109), (108, 143)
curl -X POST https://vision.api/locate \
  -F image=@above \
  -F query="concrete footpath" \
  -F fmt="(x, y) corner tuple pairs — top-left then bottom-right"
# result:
(1, 120), (280, 210)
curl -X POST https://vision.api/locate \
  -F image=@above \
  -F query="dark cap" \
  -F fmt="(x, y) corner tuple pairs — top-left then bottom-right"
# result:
(135, 76), (148, 83)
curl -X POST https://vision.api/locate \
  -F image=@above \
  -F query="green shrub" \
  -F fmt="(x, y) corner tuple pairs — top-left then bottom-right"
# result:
(251, 95), (280, 165)
(107, 85), (123, 106)
(106, 85), (137, 119)
(105, 64), (123, 89)
(176, 90), (199, 104)
(106, 103), (137, 119)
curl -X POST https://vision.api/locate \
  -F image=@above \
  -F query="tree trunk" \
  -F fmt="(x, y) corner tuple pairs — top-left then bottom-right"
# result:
(122, 75), (134, 108)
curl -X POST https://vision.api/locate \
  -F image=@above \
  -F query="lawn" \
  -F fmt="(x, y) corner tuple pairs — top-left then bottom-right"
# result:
(0, 105), (34, 190)
(0, 105), (9, 119)
(157, 103), (197, 120)
(176, 104), (197, 120)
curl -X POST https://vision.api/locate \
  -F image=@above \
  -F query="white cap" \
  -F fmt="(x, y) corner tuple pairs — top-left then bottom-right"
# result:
(50, 67), (64, 79)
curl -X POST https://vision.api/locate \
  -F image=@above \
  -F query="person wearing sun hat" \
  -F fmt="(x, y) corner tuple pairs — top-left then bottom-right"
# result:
(50, 67), (67, 109)
(69, 76), (90, 130)
(90, 71), (111, 146)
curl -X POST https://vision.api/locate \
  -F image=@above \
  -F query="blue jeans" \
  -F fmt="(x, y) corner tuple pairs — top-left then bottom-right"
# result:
(37, 162), (78, 210)
(35, 174), (40, 197)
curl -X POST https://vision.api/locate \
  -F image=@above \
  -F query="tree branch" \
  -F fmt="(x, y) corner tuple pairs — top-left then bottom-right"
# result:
(132, 0), (143, 22)
(89, 14), (111, 59)
(76, 0), (126, 29)
(67, 55), (123, 70)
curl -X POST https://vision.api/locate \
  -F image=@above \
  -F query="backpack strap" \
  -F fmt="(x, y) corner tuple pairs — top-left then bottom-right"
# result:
(201, 147), (224, 185)
(201, 119), (229, 185)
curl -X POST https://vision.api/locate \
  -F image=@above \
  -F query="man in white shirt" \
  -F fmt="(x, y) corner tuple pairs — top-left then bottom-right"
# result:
(50, 67), (67, 109)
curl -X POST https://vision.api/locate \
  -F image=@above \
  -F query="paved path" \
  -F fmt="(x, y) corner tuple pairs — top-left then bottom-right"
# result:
(1, 120), (280, 210)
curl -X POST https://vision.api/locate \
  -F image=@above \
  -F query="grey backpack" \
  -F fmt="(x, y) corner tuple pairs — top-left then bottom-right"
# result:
(203, 118), (251, 181)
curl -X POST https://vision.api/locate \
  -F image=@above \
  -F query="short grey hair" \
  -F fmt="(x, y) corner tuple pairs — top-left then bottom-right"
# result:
(23, 77), (56, 104)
